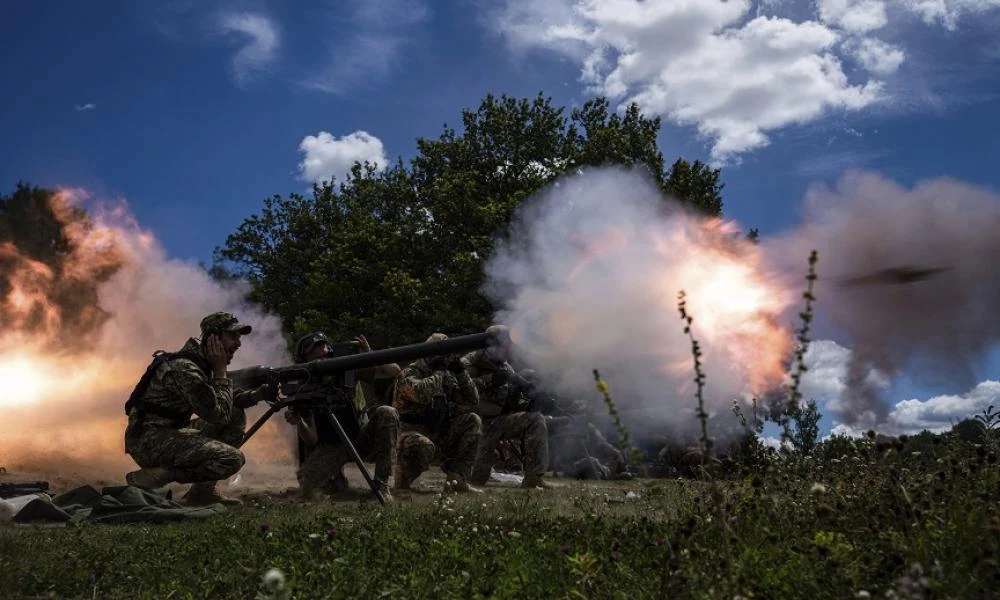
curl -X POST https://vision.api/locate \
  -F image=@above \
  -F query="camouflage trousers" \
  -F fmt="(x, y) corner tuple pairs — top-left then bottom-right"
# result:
(551, 421), (626, 479)
(397, 412), (482, 484)
(471, 411), (549, 485)
(124, 409), (247, 484)
(297, 406), (399, 494)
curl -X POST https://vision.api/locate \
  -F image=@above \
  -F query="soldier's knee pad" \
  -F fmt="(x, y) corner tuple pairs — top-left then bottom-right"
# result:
(529, 412), (547, 435)
(453, 412), (482, 434)
(217, 448), (246, 477)
(372, 405), (400, 426)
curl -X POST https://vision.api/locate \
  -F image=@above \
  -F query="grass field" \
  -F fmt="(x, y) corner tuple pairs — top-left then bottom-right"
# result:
(1, 429), (997, 600)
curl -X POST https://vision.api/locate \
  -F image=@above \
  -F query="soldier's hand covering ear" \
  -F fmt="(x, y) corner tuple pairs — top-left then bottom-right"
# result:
(205, 335), (229, 374)
(447, 357), (465, 373)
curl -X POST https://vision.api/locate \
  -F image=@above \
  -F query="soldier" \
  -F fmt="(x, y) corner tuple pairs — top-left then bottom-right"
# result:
(522, 368), (631, 480)
(392, 333), (483, 493)
(462, 325), (553, 489)
(282, 332), (399, 501)
(123, 312), (266, 506)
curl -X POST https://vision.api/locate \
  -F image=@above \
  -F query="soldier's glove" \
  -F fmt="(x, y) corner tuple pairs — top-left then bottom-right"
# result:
(447, 357), (465, 374)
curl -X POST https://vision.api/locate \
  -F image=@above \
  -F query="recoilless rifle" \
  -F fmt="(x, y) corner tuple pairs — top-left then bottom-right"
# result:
(228, 331), (500, 505)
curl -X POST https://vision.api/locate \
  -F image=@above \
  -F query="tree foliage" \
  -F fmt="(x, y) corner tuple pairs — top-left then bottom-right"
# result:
(215, 93), (727, 346)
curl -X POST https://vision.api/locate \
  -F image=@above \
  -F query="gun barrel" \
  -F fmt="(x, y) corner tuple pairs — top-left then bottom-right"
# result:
(229, 331), (496, 389)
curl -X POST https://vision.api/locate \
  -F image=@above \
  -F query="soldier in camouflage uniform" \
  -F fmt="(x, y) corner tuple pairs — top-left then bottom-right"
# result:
(520, 369), (631, 480)
(124, 312), (266, 506)
(392, 333), (483, 493)
(463, 325), (553, 489)
(283, 332), (399, 501)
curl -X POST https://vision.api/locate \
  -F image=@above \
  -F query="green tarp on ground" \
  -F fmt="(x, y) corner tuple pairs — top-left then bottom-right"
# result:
(11, 485), (227, 525)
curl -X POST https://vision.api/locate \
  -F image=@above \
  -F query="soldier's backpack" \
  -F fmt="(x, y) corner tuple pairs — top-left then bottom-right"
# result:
(124, 350), (212, 426)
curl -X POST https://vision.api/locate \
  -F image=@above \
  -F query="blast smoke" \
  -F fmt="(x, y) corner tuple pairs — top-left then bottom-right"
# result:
(484, 166), (798, 451)
(0, 187), (296, 484)
(763, 170), (1000, 427)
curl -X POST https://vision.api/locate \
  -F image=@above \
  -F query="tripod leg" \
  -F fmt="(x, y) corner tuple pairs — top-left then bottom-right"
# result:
(326, 410), (387, 505)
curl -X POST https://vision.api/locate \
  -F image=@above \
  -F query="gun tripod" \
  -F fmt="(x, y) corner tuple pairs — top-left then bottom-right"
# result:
(241, 398), (388, 505)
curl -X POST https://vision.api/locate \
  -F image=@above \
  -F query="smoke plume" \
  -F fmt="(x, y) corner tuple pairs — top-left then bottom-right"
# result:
(763, 170), (1000, 426)
(485, 166), (798, 450)
(0, 187), (295, 483)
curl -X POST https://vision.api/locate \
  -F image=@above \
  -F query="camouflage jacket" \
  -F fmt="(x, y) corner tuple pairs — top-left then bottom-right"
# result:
(392, 358), (479, 421)
(125, 338), (251, 432)
(355, 364), (399, 410)
(460, 349), (523, 418)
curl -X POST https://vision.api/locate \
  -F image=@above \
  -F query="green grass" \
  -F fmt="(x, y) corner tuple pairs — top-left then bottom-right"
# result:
(1, 433), (998, 599)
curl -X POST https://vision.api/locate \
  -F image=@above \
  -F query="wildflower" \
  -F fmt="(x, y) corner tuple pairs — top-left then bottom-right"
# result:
(326, 528), (337, 540)
(260, 522), (271, 533)
(261, 568), (285, 591)
(855, 591), (871, 599)
(810, 483), (828, 494)
(560, 544), (573, 554)
(508, 531), (521, 539)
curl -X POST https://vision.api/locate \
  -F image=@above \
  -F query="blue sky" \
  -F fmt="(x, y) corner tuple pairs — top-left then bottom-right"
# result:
(2, 0), (999, 438)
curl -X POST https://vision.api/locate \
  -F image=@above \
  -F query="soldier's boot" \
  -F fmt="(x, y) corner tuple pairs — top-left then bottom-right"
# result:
(469, 464), (492, 486)
(374, 480), (394, 504)
(521, 473), (558, 489)
(182, 481), (243, 507)
(392, 464), (413, 492)
(324, 472), (349, 495)
(125, 467), (173, 490)
(445, 473), (483, 494)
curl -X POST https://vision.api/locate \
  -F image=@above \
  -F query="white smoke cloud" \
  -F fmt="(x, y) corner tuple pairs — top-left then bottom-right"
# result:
(484, 166), (797, 449)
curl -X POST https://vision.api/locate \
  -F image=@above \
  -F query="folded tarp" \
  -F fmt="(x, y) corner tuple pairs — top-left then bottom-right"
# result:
(10, 485), (227, 525)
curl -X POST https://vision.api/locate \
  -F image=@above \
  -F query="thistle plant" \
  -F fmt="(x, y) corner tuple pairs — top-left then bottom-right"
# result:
(780, 250), (819, 447)
(677, 290), (712, 460)
(593, 369), (643, 466)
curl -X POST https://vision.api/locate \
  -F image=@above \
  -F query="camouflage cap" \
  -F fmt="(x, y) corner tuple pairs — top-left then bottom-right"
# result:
(295, 331), (331, 362)
(200, 311), (252, 336)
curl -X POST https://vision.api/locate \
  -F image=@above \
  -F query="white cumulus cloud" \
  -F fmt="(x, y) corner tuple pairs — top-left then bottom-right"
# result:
(490, 0), (1000, 163)
(297, 130), (388, 185)
(851, 38), (906, 75)
(830, 380), (1000, 437)
(817, 0), (889, 33)
(217, 12), (280, 87)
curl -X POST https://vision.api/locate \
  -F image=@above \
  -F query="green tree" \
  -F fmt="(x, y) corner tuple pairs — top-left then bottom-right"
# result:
(790, 399), (822, 455)
(216, 93), (728, 345)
